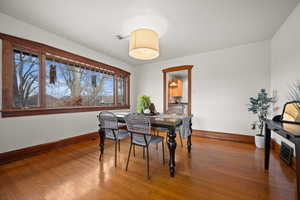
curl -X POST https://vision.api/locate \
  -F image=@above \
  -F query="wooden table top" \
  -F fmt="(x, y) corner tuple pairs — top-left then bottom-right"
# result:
(115, 112), (193, 128)
(265, 119), (300, 138)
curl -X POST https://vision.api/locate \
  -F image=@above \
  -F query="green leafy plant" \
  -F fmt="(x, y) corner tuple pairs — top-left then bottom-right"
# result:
(248, 89), (274, 136)
(136, 94), (151, 113)
(289, 80), (300, 101)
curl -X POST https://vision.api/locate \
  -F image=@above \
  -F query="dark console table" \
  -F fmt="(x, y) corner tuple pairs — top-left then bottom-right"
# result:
(265, 119), (300, 200)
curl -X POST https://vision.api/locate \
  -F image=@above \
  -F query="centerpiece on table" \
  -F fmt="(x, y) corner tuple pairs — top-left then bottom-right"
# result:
(247, 89), (275, 148)
(136, 94), (157, 115)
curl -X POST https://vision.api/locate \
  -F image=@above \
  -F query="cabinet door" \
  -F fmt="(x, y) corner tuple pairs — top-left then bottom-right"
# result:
(170, 80), (182, 97)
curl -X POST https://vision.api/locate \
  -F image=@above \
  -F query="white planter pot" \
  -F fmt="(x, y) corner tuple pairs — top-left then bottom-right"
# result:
(255, 135), (265, 148)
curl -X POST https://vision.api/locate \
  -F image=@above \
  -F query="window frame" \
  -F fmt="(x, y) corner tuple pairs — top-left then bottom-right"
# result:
(1, 33), (130, 117)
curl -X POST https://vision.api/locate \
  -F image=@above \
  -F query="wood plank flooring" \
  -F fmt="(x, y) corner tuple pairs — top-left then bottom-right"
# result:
(0, 136), (296, 200)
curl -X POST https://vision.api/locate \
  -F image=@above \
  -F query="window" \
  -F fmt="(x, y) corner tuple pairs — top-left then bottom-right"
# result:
(1, 34), (130, 117)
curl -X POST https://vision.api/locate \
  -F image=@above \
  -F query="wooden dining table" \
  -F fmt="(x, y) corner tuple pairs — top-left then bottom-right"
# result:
(98, 113), (193, 177)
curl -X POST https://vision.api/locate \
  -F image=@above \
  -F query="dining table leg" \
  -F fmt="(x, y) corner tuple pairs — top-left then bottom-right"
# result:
(98, 127), (105, 160)
(187, 118), (192, 153)
(167, 126), (177, 177)
(294, 139), (300, 200)
(264, 123), (271, 170)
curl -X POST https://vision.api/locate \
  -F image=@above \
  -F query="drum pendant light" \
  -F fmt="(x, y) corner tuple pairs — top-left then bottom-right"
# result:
(129, 28), (159, 60)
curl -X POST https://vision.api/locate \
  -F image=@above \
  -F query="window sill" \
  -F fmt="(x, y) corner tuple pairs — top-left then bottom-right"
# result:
(0, 105), (130, 118)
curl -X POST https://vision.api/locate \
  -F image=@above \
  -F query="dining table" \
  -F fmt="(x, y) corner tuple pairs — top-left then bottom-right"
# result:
(98, 112), (193, 177)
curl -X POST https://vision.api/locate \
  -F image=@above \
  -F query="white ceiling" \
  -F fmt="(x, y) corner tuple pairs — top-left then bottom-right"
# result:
(0, 0), (299, 66)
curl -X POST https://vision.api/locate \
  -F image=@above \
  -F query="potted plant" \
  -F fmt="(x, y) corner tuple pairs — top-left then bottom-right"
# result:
(248, 89), (274, 148)
(137, 94), (152, 113)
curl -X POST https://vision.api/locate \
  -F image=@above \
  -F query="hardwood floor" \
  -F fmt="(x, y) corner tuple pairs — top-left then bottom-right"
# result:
(0, 136), (296, 200)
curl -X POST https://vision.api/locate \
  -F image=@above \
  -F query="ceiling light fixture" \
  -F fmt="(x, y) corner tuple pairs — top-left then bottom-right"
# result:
(129, 28), (159, 60)
(170, 82), (177, 87)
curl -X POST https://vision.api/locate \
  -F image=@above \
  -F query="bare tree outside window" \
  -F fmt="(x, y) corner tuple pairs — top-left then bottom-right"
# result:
(12, 50), (39, 108)
(45, 59), (114, 108)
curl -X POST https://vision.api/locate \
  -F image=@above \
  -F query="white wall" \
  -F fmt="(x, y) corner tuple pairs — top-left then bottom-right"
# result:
(135, 41), (270, 135)
(0, 12), (136, 153)
(270, 3), (300, 147)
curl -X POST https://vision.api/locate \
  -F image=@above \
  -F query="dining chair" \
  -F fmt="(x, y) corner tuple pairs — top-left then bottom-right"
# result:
(97, 111), (129, 167)
(124, 113), (165, 179)
(167, 104), (185, 114)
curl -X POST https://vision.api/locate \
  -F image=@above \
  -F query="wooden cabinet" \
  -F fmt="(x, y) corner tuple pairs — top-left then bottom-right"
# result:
(169, 80), (182, 97)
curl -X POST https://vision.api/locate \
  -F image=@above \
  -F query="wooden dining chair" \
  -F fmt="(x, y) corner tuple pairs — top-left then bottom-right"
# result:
(97, 111), (129, 167)
(124, 113), (165, 179)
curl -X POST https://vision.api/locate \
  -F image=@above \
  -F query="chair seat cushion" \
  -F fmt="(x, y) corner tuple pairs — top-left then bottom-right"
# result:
(105, 129), (129, 140)
(132, 134), (164, 146)
(149, 135), (164, 145)
(117, 130), (130, 140)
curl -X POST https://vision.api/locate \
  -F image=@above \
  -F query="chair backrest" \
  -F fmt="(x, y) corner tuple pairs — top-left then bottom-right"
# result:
(124, 113), (152, 145)
(167, 104), (185, 114)
(98, 111), (119, 139)
(98, 111), (118, 129)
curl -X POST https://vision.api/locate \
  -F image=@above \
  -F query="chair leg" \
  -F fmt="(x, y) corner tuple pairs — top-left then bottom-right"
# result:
(156, 131), (158, 151)
(143, 147), (145, 159)
(126, 143), (133, 171)
(114, 141), (118, 167)
(146, 146), (150, 179)
(133, 144), (136, 157)
(162, 140), (165, 165)
(165, 132), (168, 143)
(179, 132), (183, 147)
(118, 140), (121, 152)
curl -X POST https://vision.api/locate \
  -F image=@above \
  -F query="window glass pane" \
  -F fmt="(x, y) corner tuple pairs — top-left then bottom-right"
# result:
(80, 69), (114, 106)
(117, 77), (126, 105)
(46, 60), (75, 107)
(45, 59), (115, 107)
(12, 49), (39, 108)
(94, 73), (114, 106)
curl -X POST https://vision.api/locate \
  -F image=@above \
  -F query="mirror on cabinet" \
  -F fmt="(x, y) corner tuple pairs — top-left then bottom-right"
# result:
(282, 101), (300, 124)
